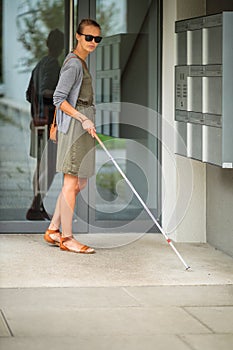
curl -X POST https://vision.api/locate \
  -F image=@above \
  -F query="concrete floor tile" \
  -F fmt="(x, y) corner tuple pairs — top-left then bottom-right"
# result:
(124, 285), (233, 306)
(0, 287), (139, 310)
(1, 234), (233, 288)
(4, 307), (211, 337)
(182, 334), (233, 350)
(0, 310), (12, 337)
(185, 306), (233, 333)
(0, 335), (191, 350)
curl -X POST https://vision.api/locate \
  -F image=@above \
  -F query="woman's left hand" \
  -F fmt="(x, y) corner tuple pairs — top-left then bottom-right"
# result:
(88, 127), (96, 138)
(82, 119), (96, 137)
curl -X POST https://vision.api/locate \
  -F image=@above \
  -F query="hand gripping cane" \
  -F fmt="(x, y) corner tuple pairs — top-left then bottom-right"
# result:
(94, 133), (190, 270)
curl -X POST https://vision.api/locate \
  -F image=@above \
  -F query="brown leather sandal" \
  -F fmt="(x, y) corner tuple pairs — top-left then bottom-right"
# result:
(60, 236), (95, 254)
(44, 229), (61, 246)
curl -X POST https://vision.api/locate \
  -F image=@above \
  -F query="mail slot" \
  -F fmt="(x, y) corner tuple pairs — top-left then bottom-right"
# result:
(175, 66), (188, 110)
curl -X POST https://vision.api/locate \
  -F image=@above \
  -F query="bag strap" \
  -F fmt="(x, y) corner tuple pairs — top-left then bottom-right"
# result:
(52, 108), (57, 125)
(62, 53), (86, 69)
(62, 54), (77, 67)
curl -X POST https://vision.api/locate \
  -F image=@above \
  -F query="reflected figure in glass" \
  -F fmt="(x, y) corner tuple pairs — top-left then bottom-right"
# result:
(26, 29), (64, 220)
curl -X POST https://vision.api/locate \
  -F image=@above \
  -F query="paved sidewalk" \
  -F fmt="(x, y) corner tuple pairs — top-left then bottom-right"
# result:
(0, 234), (233, 350)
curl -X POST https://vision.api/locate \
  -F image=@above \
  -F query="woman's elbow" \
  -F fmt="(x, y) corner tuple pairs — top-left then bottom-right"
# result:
(53, 92), (65, 108)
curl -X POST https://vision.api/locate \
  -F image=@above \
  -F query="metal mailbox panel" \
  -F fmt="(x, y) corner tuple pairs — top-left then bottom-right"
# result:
(188, 123), (202, 161)
(175, 110), (189, 123)
(188, 29), (202, 64)
(222, 12), (233, 168)
(189, 112), (204, 124)
(203, 126), (222, 166)
(203, 26), (222, 64)
(204, 114), (222, 128)
(176, 121), (187, 157)
(176, 32), (187, 65)
(203, 77), (222, 115)
(188, 76), (202, 112)
(175, 12), (233, 167)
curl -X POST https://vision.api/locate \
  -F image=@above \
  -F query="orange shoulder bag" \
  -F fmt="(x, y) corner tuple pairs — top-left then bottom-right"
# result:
(49, 109), (57, 143)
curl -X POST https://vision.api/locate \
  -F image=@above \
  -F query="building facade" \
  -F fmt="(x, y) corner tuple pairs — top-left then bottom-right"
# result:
(0, 0), (232, 256)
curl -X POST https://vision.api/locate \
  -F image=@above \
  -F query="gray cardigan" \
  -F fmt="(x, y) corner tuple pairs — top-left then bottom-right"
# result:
(53, 53), (83, 134)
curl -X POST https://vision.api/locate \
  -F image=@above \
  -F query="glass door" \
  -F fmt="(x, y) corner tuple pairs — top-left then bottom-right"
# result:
(0, 0), (74, 232)
(78, 0), (162, 232)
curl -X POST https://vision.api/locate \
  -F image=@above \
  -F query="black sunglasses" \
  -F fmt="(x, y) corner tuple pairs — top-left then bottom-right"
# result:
(78, 32), (102, 43)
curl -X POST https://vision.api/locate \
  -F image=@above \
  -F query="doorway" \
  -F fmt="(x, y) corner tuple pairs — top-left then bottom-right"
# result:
(78, 0), (162, 232)
(0, 0), (162, 233)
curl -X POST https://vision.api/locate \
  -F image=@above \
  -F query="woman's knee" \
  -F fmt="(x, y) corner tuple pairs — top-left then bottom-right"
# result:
(63, 174), (87, 195)
(63, 174), (79, 193)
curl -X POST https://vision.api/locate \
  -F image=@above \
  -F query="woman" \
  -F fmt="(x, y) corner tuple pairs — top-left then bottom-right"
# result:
(44, 19), (102, 253)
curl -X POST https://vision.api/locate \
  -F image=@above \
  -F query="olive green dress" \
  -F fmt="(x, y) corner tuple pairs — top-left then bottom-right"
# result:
(56, 58), (95, 178)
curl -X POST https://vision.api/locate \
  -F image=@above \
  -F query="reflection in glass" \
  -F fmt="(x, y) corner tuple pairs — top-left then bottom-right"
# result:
(0, 0), (65, 221)
(93, 0), (160, 226)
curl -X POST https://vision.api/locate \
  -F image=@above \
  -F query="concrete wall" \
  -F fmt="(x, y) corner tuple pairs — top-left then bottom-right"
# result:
(162, 0), (233, 257)
(177, 0), (206, 19)
(206, 0), (233, 14)
(206, 165), (233, 256)
(162, 0), (207, 242)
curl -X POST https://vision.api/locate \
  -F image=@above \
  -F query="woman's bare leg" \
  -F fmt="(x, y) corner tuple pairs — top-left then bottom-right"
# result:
(59, 174), (94, 252)
(60, 174), (82, 237)
(48, 174), (84, 232)
(49, 193), (62, 230)
(47, 174), (81, 239)
(46, 174), (94, 252)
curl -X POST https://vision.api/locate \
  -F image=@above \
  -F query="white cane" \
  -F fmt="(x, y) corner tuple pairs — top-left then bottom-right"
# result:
(94, 133), (191, 270)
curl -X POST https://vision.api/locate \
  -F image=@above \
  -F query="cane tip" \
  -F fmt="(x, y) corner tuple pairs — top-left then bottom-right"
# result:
(185, 266), (191, 271)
